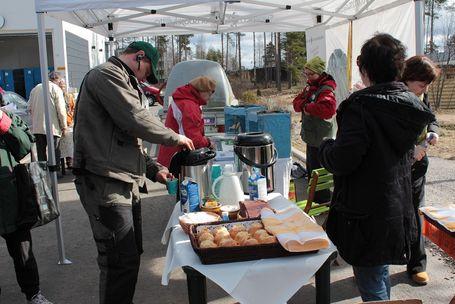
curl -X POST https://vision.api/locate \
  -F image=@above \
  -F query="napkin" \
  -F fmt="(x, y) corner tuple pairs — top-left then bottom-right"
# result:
(260, 206), (330, 252)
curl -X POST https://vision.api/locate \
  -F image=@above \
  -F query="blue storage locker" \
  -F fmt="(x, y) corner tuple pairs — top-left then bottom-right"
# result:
(32, 66), (54, 86)
(0, 71), (4, 89)
(2, 70), (15, 91)
(256, 112), (291, 158)
(33, 67), (42, 85)
(24, 68), (35, 99)
(224, 105), (266, 134)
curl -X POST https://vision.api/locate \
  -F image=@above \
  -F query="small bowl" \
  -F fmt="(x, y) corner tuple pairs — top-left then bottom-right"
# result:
(201, 202), (221, 215)
(220, 205), (240, 220)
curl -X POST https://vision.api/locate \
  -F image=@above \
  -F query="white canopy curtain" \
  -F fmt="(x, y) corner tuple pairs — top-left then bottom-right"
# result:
(34, 0), (423, 263)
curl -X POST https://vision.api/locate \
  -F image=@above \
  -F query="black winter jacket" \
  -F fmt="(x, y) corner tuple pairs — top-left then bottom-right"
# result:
(319, 82), (435, 266)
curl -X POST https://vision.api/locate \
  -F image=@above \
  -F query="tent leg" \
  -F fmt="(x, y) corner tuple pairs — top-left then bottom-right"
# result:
(36, 12), (72, 266)
(415, 0), (425, 55)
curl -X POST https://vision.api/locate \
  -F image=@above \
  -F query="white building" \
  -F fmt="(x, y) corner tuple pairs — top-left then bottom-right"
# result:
(0, 0), (107, 97)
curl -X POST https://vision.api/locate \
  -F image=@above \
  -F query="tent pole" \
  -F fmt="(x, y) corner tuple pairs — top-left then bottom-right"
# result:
(347, 20), (353, 91)
(415, 0), (425, 55)
(36, 12), (72, 266)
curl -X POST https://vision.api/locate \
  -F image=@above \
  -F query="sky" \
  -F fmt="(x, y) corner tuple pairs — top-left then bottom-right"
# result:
(431, 0), (455, 51)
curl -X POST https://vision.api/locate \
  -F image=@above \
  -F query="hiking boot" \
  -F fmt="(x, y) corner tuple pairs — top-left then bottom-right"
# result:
(411, 271), (429, 285)
(28, 292), (53, 304)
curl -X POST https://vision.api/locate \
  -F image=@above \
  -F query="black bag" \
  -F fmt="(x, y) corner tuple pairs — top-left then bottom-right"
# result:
(14, 161), (60, 229)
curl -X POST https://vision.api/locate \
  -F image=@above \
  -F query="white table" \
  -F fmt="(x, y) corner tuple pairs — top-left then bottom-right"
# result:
(161, 194), (337, 304)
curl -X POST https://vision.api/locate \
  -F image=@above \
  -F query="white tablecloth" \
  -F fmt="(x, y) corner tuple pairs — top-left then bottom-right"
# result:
(161, 193), (336, 304)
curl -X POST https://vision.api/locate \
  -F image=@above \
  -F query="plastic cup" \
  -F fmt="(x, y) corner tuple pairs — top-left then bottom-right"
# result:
(166, 178), (179, 195)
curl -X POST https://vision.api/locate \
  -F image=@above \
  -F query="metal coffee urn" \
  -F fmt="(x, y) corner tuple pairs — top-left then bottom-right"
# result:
(234, 132), (277, 194)
(169, 148), (216, 199)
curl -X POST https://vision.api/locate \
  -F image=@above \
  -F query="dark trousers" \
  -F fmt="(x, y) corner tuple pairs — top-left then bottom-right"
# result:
(306, 145), (331, 203)
(1, 229), (40, 300)
(75, 173), (142, 304)
(408, 173), (427, 274)
(34, 134), (61, 163)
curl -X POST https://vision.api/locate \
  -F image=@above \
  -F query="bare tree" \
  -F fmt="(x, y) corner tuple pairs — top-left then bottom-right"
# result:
(238, 32), (242, 74)
(275, 32), (282, 91)
(253, 32), (257, 87)
(171, 35), (175, 65)
(226, 33), (229, 71)
(221, 33), (225, 69)
(429, 8), (455, 109)
(264, 32), (268, 88)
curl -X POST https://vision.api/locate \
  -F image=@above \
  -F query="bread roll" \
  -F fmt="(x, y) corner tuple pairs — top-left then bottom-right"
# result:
(218, 238), (239, 247)
(214, 230), (231, 244)
(213, 226), (229, 235)
(229, 224), (246, 238)
(242, 238), (259, 246)
(258, 234), (277, 244)
(199, 240), (217, 248)
(198, 227), (211, 235)
(234, 231), (250, 244)
(248, 222), (264, 235)
(253, 229), (268, 240)
(198, 232), (214, 243)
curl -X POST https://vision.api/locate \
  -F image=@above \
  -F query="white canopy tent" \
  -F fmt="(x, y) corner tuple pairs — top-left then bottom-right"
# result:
(36, 0), (423, 37)
(33, 0), (424, 263)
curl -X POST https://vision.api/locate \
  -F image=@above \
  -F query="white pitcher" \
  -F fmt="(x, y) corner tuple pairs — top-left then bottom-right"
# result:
(211, 164), (243, 208)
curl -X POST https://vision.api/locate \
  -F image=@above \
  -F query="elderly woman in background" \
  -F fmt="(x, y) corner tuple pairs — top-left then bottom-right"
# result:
(318, 34), (435, 301)
(57, 78), (75, 170)
(401, 55), (440, 285)
(157, 76), (216, 168)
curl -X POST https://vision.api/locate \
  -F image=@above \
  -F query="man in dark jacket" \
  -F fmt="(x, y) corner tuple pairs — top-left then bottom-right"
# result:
(319, 34), (435, 301)
(293, 56), (337, 203)
(73, 41), (194, 304)
(0, 109), (53, 304)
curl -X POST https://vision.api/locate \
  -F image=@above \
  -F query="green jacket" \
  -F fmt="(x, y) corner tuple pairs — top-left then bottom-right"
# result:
(0, 113), (34, 235)
(73, 56), (180, 186)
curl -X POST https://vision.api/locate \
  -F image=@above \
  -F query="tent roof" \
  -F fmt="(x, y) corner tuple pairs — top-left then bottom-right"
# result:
(35, 0), (412, 37)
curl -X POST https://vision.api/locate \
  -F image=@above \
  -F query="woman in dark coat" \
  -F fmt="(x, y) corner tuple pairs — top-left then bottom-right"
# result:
(318, 34), (435, 301)
(0, 106), (53, 304)
(402, 55), (440, 285)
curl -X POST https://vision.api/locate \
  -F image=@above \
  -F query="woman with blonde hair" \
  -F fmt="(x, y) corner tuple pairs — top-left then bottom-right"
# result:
(158, 76), (216, 168)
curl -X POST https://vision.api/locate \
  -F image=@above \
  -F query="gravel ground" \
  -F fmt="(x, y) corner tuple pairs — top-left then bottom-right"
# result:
(425, 157), (455, 207)
(423, 157), (455, 273)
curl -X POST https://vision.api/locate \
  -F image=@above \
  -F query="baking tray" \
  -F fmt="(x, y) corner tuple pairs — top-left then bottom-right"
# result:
(189, 218), (318, 264)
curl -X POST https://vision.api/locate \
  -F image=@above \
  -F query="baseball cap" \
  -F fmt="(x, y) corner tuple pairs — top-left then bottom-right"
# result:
(127, 41), (159, 84)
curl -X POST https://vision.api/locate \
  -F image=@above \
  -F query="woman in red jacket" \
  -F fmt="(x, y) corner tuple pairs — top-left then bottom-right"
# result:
(293, 56), (337, 203)
(158, 76), (216, 168)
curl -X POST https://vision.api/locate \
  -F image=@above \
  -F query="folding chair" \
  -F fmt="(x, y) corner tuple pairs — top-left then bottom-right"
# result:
(295, 168), (333, 218)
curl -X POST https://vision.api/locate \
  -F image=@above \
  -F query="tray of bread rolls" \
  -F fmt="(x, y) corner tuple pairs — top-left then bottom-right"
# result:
(189, 218), (318, 264)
